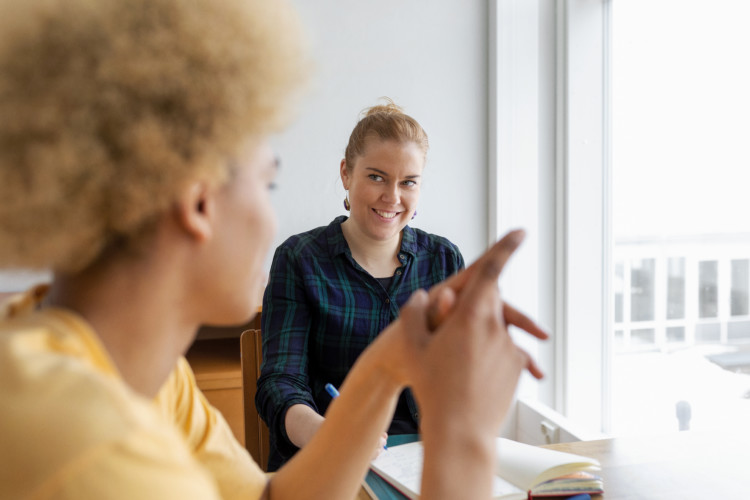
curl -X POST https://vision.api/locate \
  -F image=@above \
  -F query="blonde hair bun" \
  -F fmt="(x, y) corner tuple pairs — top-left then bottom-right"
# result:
(344, 97), (428, 171)
(363, 97), (404, 117)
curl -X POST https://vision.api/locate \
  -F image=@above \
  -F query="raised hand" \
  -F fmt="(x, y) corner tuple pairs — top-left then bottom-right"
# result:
(425, 231), (548, 363)
(391, 229), (548, 499)
(395, 229), (544, 433)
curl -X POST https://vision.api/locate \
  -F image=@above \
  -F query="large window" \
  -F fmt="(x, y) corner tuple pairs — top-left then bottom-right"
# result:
(609, 0), (750, 436)
(494, 0), (750, 439)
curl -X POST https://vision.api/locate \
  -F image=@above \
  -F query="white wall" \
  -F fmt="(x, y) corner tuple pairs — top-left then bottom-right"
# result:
(268, 0), (490, 270)
(0, 1), (490, 291)
(0, 270), (50, 292)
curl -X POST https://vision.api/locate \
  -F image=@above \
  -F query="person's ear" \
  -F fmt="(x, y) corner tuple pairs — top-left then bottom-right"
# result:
(175, 181), (214, 242)
(340, 159), (350, 190)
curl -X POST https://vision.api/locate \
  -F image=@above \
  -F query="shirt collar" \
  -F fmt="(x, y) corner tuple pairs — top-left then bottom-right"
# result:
(327, 215), (418, 260)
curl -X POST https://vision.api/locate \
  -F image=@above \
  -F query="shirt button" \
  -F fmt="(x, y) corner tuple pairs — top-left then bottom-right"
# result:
(385, 298), (390, 304)
(398, 254), (405, 261)
(396, 270), (402, 275)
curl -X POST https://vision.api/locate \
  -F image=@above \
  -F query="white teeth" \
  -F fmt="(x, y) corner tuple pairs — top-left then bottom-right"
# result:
(374, 210), (398, 219)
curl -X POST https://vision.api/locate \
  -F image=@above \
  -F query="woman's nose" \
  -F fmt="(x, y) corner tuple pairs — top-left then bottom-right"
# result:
(381, 183), (400, 203)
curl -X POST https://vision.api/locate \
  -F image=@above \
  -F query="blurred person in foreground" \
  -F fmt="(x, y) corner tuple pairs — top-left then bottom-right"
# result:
(0, 0), (547, 499)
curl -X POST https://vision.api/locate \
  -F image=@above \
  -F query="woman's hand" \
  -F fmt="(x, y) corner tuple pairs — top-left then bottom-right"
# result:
(388, 229), (547, 499)
(372, 432), (388, 461)
(372, 229), (547, 408)
(399, 229), (541, 435)
(425, 234), (549, 353)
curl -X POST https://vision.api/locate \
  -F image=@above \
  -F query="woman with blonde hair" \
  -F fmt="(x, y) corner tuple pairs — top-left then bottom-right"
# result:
(0, 0), (546, 499)
(258, 99), (466, 470)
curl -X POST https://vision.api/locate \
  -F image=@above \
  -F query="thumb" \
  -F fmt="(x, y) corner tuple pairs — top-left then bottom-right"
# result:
(427, 285), (458, 331)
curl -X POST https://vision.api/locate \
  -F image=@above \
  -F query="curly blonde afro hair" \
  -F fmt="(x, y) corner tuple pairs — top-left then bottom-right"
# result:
(0, 0), (308, 272)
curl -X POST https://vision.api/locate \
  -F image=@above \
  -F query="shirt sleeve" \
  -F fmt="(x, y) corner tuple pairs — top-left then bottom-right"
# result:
(428, 233), (465, 282)
(255, 242), (318, 456)
(155, 358), (267, 500)
(454, 244), (466, 272)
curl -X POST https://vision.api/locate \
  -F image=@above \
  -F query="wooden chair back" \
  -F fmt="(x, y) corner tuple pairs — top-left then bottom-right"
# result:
(240, 328), (270, 471)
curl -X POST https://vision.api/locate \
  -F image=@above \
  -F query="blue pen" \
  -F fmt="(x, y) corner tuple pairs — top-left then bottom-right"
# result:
(325, 383), (340, 399)
(325, 382), (387, 450)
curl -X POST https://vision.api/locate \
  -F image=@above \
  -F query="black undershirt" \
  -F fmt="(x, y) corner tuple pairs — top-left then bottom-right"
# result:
(376, 274), (418, 435)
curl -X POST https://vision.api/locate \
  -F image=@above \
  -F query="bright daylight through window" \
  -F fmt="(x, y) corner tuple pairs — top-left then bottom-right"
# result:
(610, 0), (750, 436)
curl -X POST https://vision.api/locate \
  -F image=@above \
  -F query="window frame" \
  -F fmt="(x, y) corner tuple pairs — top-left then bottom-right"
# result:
(491, 0), (613, 434)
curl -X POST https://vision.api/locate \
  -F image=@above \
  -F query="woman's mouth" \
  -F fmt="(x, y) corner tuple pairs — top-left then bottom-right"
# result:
(373, 209), (399, 219)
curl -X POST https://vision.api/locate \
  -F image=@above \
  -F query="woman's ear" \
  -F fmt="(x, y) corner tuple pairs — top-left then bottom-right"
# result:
(340, 159), (350, 190)
(175, 181), (214, 242)
(340, 158), (349, 191)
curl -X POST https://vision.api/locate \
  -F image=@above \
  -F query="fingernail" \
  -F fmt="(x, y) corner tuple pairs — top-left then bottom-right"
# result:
(508, 229), (526, 247)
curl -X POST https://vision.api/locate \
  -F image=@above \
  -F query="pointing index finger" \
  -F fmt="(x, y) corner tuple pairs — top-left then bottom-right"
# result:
(450, 229), (526, 318)
(474, 229), (525, 284)
(426, 229), (526, 331)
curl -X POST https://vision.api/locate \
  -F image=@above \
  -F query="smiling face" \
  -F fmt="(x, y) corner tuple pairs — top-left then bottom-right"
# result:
(340, 138), (424, 244)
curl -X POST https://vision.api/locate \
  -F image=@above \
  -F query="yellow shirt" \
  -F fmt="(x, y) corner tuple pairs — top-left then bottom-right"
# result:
(0, 287), (266, 499)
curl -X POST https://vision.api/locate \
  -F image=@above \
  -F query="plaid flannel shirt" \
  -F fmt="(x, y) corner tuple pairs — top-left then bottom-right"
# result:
(256, 216), (464, 470)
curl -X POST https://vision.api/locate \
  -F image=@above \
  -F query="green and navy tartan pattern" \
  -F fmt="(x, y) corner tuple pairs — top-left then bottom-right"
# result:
(256, 215), (464, 470)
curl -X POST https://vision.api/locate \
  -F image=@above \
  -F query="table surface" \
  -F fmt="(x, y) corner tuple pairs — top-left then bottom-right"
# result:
(359, 431), (750, 499)
(543, 431), (750, 499)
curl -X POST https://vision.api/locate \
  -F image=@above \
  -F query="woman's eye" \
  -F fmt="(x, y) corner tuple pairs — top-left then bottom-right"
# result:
(402, 180), (417, 187)
(368, 174), (383, 182)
